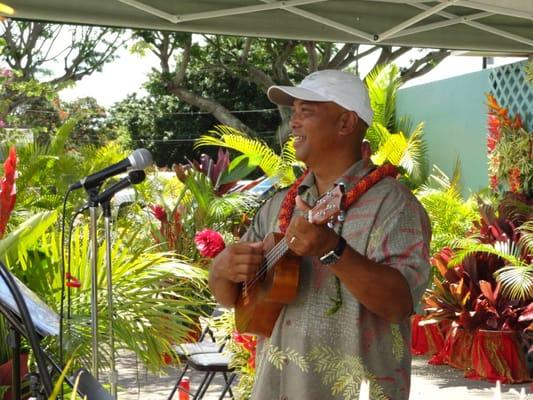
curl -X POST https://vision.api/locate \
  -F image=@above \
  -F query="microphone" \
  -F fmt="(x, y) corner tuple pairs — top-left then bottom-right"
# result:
(69, 148), (152, 191)
(96, 169), (146, 204)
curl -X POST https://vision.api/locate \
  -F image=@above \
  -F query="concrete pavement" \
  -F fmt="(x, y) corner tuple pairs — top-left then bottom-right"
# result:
(116, 352), (533, 399)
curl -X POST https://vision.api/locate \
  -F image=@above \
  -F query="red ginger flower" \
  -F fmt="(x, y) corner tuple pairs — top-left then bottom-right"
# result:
(194, 229), (225, 258)
(150, 204), (167, 222)
(0, 146), (17, 238)
(65, 273), (81, 288)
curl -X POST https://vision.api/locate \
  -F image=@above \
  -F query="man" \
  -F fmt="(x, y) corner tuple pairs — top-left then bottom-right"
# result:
(209, 69), (431, 399)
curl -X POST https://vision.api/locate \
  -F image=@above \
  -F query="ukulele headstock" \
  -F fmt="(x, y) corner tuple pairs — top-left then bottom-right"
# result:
(308, 184), (345, 225)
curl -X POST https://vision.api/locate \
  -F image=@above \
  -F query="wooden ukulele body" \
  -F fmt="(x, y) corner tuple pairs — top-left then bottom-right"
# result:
(234, 232), (300, 337)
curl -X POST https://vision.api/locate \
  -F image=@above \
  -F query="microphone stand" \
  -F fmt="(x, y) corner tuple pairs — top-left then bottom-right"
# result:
(101, 200), (118, 399)
(87, 188), (100, 380)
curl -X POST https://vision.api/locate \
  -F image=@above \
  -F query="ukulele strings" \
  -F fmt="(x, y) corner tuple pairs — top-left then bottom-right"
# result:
(244, 236), (289, 289)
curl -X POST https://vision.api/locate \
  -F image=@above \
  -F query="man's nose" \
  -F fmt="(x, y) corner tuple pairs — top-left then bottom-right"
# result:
(290, 112), (301, 129)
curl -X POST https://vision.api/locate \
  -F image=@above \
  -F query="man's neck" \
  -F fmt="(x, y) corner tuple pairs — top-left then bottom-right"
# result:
(312, 155), (361, 196)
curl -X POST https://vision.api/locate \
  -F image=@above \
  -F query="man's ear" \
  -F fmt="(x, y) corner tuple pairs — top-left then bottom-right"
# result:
(338, 111), (359, 136)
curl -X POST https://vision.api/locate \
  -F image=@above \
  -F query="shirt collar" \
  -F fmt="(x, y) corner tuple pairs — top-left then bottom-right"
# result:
(297, 158), (375, 198)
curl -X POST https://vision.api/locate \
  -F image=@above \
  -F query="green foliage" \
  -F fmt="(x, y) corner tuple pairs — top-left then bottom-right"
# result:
(417, 165), (478, 254)
(195, 125), (300, 187)
(526, 60), (533, 84)
(108, 65), (281, 166)
(6, 119), (130, 215)
(13, 223), (211, 372)
(365, 64), (429, 188)
(180, 169), (258, 231)
(217, 154), (262, 187)
(0, 211), (57, 267)
(365, 64), (402, 144)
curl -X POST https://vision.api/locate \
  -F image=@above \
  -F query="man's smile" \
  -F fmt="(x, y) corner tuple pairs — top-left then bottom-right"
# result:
(292, 134), (306, 144)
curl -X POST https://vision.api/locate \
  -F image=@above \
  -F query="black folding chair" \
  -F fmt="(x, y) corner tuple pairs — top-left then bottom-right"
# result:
(167, 307), (235, 400)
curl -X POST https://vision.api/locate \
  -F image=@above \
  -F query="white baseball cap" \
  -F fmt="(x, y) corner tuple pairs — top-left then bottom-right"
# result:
(267, 69), (373, 126)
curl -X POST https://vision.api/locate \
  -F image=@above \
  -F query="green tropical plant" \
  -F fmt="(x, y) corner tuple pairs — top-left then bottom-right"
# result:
(525, 60), (533, 84)
(365, 64), (429, 188)
(4, 119), (130, 214)
(194, 125), (300, 187)
(416, 164), (479, 255)
(447, 195), (532, 302)
(10, 221), (211, 372)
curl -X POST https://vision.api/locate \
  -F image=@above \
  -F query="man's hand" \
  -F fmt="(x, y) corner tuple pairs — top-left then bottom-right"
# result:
(286, 195), (339, 257)
(211, 242), (264, 283)
(209, 242), (264, 307)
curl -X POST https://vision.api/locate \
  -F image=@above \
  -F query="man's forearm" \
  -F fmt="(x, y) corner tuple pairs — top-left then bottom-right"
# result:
(331, 246), (413, 323)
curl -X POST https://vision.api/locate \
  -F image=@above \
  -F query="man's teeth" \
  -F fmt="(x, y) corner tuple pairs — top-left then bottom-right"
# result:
(294, 135), (305, 142)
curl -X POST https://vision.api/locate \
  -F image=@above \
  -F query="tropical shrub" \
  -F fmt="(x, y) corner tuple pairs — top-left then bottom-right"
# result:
(486, 94), (532, 198)
(365, 64), (429, 189)
(416, 164), (479, 255)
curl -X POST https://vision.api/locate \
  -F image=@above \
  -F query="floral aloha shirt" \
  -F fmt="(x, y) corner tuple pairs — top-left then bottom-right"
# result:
(241, 159), (431, 400)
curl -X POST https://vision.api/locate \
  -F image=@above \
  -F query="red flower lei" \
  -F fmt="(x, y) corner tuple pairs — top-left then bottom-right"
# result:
(279, 163), (398, 233)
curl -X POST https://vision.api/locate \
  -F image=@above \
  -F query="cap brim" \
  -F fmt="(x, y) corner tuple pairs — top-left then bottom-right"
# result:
(267, 86), (328, 106)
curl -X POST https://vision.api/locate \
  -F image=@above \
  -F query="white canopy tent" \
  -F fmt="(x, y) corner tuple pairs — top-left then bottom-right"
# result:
(3, 0), (533, 54)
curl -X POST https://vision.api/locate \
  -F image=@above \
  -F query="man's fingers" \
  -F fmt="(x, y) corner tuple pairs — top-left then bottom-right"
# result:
(233, 253), (264, 266)
(233, 241), (264, 255)
(295, 195), (312, 212)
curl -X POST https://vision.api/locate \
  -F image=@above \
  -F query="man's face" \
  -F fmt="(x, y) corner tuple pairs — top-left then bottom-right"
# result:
(290, 99), (345, 167)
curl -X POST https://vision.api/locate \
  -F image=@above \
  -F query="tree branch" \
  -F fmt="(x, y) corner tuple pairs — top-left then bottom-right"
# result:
(400, 49), (450, 82)
(174, 33), (192, 85)
(169, 85), (254, 135)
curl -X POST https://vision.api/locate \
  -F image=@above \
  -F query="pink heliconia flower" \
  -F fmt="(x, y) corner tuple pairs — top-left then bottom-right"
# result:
(194, 229), (225, 258)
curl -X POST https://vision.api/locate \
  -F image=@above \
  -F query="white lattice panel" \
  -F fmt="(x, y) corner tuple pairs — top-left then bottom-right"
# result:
(489, 60), (533, 129)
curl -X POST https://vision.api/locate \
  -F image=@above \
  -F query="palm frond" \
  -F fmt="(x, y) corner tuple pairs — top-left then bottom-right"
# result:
(195, 125), (298, 186)
(518, 220), (533, 259)
(195, 125), (282, 177)
(399, 121), (428, 186)
(207, 192), (258, 224)
(49, 118), (77, 155)
(0, 211), (57, 266)
(495, 265), (533, 301)
(371, 130), (407, 166)
(365, 64), (401, 129)
(449, 240), (524, 268)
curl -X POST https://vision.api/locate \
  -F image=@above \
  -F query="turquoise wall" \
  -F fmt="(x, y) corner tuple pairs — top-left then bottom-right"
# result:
(397, 69), (490, 195)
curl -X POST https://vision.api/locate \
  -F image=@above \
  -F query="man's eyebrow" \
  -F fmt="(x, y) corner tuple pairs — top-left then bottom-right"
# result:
(294, 100), (316, 107)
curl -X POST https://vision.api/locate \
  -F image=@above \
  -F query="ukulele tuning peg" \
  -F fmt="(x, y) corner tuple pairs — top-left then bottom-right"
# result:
(337, 211), (345, 222)
(327, 217), (335, 229)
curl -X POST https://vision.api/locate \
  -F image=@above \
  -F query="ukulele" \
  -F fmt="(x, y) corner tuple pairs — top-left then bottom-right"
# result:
(235, 185), (345, 337)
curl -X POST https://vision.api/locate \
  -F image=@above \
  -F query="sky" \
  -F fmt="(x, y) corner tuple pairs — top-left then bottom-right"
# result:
(58, 45), (526, 108)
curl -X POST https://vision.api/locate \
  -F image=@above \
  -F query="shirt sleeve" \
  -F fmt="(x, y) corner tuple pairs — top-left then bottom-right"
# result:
(240, 190), (287, 243)
(367, 187), (432, 313)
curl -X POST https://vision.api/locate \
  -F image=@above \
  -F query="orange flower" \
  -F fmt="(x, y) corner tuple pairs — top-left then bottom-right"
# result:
(508, 168), (522, 193)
